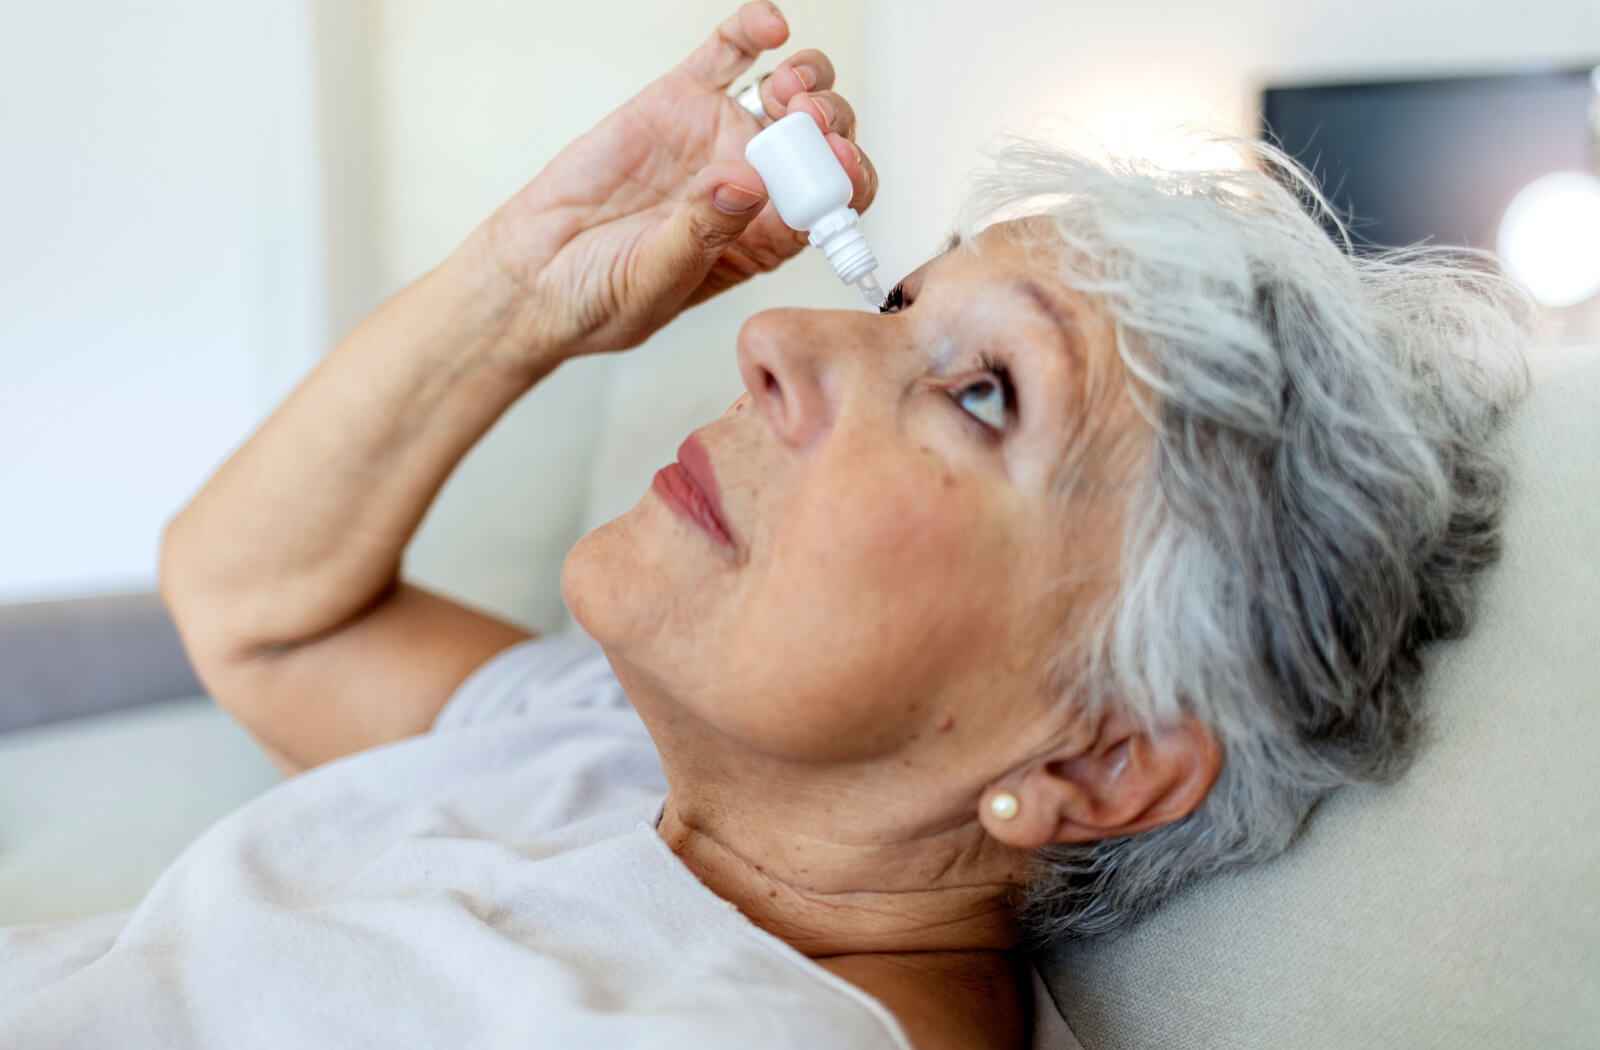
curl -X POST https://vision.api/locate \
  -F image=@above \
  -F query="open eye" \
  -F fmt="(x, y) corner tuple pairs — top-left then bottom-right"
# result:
(956, 377), (1006, 429)
(953, 355), (1015, 433)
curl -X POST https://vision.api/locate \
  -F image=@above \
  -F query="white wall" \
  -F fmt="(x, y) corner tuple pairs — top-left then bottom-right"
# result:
(0, 0), (326, 602)
(861, 0), (1600, 281)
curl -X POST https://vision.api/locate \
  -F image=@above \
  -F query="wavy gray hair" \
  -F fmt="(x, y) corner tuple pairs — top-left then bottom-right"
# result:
(952, 138), (1537, 942)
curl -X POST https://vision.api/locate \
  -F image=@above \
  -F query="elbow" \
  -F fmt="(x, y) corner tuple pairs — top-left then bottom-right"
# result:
(157, 508), (209, 643)
(157, 509), (248, 692)
(156, 508), (197, 637)
(158, 514), (279, 723)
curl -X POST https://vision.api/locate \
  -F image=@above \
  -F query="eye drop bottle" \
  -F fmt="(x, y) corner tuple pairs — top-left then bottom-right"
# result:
(744, 111), (886, 308)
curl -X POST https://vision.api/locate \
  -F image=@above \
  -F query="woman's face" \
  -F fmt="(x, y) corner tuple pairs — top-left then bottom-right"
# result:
(564, 218), (1147, 777)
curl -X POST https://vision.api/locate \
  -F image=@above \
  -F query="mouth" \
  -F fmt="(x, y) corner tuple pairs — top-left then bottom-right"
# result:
(651, 434), (735, 549)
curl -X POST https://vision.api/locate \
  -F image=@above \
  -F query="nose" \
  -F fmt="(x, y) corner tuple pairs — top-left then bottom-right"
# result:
(736, 308), (850, 449)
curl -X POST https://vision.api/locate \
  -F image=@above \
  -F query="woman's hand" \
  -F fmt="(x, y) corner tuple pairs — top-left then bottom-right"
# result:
(469, 1), (878, 365)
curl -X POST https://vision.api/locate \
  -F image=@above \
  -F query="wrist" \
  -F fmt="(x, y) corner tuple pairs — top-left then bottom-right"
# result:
(441, 224), (566, 383)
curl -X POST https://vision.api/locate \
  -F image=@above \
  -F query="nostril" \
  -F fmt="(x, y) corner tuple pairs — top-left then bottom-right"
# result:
(761, 368), (783, 418)
(756, 366), (793, 439)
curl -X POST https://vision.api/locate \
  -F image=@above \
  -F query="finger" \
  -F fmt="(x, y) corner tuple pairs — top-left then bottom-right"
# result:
(786, 89), (856, 141)
(682, 2), (789, 91)
(769, 48), (836, 100)
(827, 133), (879, 213)
(757, 72), (784, 122)
(654, 162), (771, 276)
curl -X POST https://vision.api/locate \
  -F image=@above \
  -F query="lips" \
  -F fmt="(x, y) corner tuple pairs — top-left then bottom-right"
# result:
(651, 435), (734, 548)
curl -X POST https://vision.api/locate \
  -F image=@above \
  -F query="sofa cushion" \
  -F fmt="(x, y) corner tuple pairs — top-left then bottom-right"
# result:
(0, 591), (201, 734)
(0, 695), (282, 925)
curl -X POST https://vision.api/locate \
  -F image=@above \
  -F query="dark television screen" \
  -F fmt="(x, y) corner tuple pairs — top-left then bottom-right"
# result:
(1261, 68), (1598, 250)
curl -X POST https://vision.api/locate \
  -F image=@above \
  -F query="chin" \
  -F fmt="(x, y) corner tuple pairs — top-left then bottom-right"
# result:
(560, 518), (634, 645)
(561, 494), (695, 651)
(564, 485), (741, 699)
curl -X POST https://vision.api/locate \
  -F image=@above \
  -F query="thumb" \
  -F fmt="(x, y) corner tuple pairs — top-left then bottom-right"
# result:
(671, 163), (770, 264)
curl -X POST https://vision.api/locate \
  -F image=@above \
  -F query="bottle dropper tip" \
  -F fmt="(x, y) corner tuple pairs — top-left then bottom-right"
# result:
(856, 273), (886, 309)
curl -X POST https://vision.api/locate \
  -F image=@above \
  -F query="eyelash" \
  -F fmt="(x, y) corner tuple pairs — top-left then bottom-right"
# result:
(878, 281), (906, 314)
(877, 280), (1016, 436)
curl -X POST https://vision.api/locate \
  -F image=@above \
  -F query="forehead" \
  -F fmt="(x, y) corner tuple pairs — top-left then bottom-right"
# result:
(907, 217), (1097, 372)
(911, 216), (1068, 285)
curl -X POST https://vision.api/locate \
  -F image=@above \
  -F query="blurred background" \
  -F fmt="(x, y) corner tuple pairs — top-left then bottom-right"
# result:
(2, 0), (1597, 628)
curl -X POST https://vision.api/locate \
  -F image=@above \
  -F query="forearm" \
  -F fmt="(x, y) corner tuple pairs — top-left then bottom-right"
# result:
(160, 234), (552, 660)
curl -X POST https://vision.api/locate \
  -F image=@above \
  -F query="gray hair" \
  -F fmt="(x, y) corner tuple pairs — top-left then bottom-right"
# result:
(952, 137), (1537, 942)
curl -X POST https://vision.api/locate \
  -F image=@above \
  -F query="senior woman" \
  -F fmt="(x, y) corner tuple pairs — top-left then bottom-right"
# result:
(0, 3), (1532, 1048)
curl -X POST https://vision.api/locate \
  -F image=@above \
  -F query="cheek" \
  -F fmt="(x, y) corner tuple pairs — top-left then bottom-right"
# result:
(816, 474), (980, 611)
(712, 460), (1012, 757)
(831, 444), (1011, 617)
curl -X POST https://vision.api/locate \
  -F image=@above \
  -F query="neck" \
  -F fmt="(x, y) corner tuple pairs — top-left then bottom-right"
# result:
(655, 795), (1032, 1050)
(655, 783), (1026, 958)
(609, 651), (1037, 1048)
(606, 648), (1032, 957)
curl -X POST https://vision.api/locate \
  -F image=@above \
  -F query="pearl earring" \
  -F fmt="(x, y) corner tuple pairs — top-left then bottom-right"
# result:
(988, 791), (1020, 821)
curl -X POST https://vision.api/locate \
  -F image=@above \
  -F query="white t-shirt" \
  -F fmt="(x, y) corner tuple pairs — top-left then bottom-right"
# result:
(0, 634), (1082, 1049)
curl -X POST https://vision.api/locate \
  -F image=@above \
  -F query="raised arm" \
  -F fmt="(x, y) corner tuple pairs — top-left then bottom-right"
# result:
(159, 2), (877, 777)
(158, 240), (545, 776)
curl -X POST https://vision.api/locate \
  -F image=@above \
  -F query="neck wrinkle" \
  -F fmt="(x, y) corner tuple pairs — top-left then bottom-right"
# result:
(657, 796), (1025, 959)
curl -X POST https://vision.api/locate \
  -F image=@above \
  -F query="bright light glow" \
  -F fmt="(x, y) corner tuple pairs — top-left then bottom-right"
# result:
(1497, 171), (1600, 308)
(1043, 100), (1250, 173)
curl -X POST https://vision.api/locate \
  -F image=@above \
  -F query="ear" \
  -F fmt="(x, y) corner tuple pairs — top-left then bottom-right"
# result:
(979, 707), (1222, 849)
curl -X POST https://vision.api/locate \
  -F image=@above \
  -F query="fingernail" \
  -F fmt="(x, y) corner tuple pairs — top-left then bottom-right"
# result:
(714, 184), (765, 214)
(766, 2), (787, 27)
(812, 95), (837, 126)
(848, 141), (863, 167)
(794, 63), (819, 91)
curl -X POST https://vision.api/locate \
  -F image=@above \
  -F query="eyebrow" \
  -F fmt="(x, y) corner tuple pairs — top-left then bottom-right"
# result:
(922, 231), (1080, 361)
(1001, 277), (1081, 364)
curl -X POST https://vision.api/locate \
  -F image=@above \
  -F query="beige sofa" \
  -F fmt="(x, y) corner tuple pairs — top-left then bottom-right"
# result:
(2, 343), (1594, 1047)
